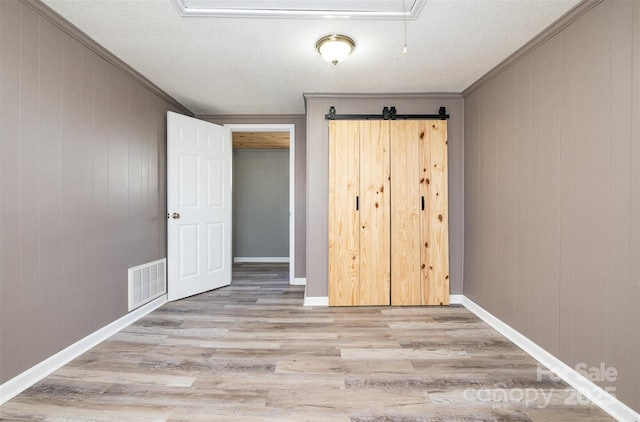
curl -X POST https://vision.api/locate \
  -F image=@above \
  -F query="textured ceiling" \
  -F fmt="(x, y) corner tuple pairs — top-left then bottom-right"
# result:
(41, 0), (581, 115)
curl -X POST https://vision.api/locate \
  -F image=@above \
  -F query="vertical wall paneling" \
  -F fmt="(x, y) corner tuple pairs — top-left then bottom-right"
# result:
(495, 67), (517, 325)
(514, 56), (532, 335)
(0, 0), (23, 382)
(147, 96), (159, 259)
(38, 16), (64, 359)
(79, 46), (96, 335)
(19, 5), (42, 372)
(528, 46), (543, 344)
(538, 35), (562, 356)
(0, 0), (185, 384)
(128, 83), (143, 262)
(477, 90), (487, 305)
(463, 0), (639, 413)
(60, 32), (84, 346)
(141, 92), (152, 251)
(484, 79), (498, 313)
(572, 3), (610, 377)
(630, 0), (640, 408)
(463, 91), (480, 301)
(608, 0), (633, 403)
(107, 68), (129, 317)
(92, 56), (111, 329)
(156, 98), (167, 261)
(466, 93), (478, 302)
(558, 19), (576, 365)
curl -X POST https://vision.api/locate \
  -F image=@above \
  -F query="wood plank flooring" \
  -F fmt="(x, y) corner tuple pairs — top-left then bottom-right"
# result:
(1, 264), (613, 421)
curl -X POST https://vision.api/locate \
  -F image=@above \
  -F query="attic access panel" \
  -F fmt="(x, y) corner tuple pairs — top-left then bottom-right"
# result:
(172, 0), (426, 19)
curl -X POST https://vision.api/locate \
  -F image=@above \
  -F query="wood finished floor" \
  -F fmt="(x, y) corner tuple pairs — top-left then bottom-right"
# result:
(1, 263), (613, 421)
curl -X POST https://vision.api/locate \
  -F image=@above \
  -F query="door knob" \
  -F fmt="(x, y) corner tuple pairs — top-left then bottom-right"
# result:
(172, 212), (181, 219)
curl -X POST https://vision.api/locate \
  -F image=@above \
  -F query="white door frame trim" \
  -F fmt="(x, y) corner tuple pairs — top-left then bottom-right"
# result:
(224, 124), (296, 285)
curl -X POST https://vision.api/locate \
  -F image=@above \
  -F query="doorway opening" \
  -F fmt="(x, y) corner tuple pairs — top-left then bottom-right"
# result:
(224, 124), (295, 285)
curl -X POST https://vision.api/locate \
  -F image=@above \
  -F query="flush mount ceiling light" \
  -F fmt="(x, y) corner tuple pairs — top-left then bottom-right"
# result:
(316, 35), (356, 65)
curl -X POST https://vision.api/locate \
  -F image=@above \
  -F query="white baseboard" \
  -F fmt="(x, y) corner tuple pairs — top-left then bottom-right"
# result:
(303, 293), (329, 307)
(461, 296), (640, 422)
(0, 295), (167, 405)
(292, 277), (307, 286)
(449, 294), (464, 304)
(233, 257), (290, 263)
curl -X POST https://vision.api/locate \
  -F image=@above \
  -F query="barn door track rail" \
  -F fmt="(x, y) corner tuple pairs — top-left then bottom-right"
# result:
(325, 106), (449, 120)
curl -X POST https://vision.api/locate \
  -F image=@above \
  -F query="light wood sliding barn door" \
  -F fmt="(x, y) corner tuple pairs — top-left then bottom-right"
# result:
(359, 121), (391, 305)
(390, 121), (423, 305)
(329, 121), (360, 306)
(422, 120), (449, 305)
(329, 120), (391, 306)
(391, 120), (450, 305)
(330, 119), (447, 307)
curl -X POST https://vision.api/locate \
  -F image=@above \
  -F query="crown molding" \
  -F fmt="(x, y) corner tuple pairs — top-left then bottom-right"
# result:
(196, 114), (306, 121)
(462, 0), (604, 98)
(21, 0), (192, 116)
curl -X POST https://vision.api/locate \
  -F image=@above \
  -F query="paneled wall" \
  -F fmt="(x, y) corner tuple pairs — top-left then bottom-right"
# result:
(198, 115), (306, 278)
(304, 94), (464, 298)
(0, 0), (187, 383)
(464, 0), (639, 412)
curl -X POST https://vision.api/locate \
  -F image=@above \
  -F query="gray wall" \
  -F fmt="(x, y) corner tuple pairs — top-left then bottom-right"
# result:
(0, 0), (188, 383)
(463, 0), (639, 412)
(233, 149), (290, 258)
(198, 115), (306, 278)
(304, 94), (464, 297)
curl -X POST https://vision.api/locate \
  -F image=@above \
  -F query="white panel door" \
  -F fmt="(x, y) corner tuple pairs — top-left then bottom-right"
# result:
(167, 112), (232, 301)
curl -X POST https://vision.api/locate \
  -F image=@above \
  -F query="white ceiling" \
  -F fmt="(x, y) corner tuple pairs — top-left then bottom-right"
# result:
(41, 0), (581, 115)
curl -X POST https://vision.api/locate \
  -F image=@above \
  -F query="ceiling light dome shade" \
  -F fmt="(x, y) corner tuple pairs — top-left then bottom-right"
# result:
(316, 34), (355, 65)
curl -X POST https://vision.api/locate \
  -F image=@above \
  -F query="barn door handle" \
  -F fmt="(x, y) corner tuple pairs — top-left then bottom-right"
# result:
(421, 196), (425, 211)
(356, 196), (359, 211)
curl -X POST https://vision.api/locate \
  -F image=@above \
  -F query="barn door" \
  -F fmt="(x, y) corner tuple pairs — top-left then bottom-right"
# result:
(329, 119), (448, 306)
(391, 120), (449, 305)
(328, 121), (360, 306)
(358, 121), (390, 305)
(329, 120), (390, 306)
(422, 120), (449, 305)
